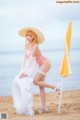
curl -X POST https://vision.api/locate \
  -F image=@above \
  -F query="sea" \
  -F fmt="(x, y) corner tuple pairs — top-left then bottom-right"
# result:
(0, 49), (80, 96)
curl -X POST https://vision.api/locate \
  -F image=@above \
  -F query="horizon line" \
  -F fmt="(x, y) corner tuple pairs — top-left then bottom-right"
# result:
(0, 48), (79, 53)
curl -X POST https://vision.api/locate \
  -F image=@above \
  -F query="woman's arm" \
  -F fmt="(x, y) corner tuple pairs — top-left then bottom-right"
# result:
(19, 50), (28, 78)
(19, 44), (38, 78)
(22, 44), (38, 76)
(32, 43), (38, 57)
(22, 51), (27, 68)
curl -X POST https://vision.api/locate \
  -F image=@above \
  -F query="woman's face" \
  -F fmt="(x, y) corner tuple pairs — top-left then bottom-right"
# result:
(26, 31), (36, 43)
(26, 32), (34, 43)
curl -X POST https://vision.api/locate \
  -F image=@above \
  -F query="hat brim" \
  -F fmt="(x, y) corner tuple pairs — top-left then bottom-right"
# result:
(19, 27), (45, 44)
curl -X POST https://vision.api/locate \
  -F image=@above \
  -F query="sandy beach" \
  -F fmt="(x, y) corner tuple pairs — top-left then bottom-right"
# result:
(0, 90), (80, 120)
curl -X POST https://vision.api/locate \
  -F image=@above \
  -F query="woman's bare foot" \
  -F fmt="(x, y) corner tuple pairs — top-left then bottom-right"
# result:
(39, 107), (48, 113)
(54, 84), (62, 95)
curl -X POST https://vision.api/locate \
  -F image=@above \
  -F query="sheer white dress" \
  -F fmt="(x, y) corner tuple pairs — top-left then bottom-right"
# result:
(12, 50), (36, 115)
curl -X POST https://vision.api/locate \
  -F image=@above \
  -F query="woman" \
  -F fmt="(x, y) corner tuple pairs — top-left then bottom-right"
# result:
(18, 27), (60, 113)
(19, 28), (60, 113)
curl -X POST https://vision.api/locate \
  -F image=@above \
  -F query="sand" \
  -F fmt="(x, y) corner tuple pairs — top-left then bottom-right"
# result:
(0, 90), (80, 120)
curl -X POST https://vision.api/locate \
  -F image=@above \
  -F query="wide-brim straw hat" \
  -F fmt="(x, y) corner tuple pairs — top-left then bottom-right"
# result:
(19, 27), (45, 44)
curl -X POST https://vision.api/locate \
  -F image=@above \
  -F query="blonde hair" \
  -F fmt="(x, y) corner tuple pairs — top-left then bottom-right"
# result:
(25, 30), (37, 49)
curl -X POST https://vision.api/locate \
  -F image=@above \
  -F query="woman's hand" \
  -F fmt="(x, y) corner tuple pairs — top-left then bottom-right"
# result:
(19, 73), (27, 79)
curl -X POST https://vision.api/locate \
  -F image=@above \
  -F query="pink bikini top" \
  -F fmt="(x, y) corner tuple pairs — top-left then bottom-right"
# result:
(25, 48), (45, 66)
(25, 48), (42, 57)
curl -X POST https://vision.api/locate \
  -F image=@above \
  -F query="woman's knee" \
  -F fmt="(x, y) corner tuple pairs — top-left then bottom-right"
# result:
(33, 75), (43, 85)
(33, 79), (38, 85)
(33, 71), (45, 85)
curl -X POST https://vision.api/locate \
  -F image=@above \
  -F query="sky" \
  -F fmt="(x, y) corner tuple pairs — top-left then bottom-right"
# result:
(0, 0), (80, 52)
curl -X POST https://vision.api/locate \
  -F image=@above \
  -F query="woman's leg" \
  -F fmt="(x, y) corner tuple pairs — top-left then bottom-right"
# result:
(39, 76), (46, 108)
(39, 87), (45, 108)
(33, 64), (56, 89)
(33, 73), (56, 89)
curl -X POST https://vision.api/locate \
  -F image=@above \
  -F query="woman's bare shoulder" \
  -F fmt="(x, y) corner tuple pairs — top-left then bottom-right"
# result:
(33, 43), (39, 50)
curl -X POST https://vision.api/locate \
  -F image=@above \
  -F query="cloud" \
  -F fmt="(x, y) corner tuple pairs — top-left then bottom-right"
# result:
(0, 0), (80, 51)
(0, 0), (80, 23)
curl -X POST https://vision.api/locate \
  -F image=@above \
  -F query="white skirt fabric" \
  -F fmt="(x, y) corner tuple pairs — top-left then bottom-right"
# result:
(12, 75), (34, 115)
